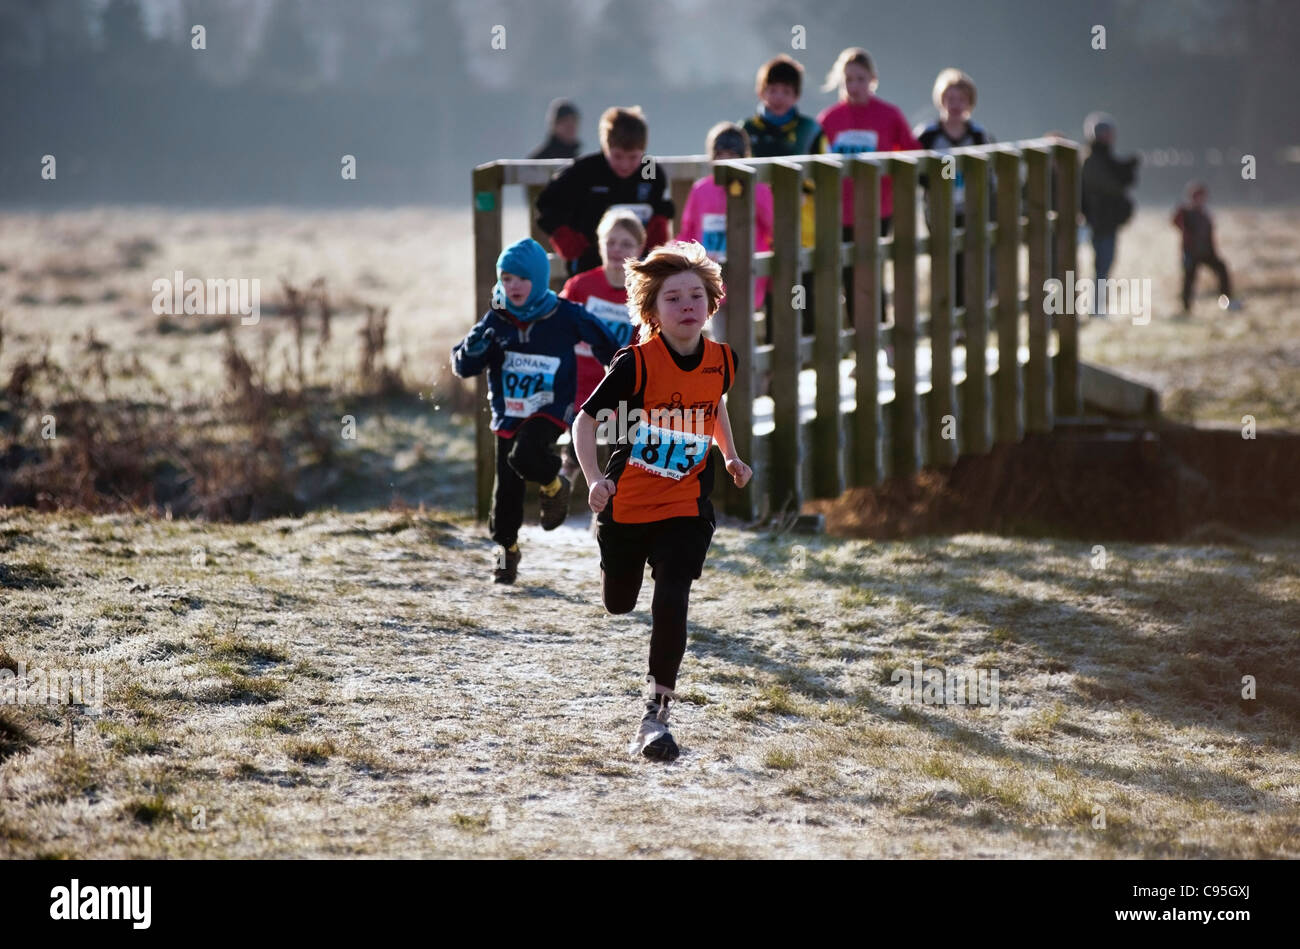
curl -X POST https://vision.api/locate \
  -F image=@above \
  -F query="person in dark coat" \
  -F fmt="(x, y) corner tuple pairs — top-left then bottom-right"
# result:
(1080, 112), (1139, 314)
(529, 99), (581, 160)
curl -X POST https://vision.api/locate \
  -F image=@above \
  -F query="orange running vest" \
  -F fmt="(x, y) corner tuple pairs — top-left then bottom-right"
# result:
(609, 334), (733, 524)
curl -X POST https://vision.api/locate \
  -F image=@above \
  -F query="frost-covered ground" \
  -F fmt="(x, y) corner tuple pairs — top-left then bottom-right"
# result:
(2, 508), (1296, 858)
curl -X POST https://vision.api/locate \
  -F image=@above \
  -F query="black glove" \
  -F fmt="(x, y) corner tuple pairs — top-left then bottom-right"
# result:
(462, 324), (498, 358)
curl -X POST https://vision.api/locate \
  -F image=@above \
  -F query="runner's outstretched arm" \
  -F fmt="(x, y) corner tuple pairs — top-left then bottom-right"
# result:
(574, 410), (616, 512)
(712, 399), (752, 488)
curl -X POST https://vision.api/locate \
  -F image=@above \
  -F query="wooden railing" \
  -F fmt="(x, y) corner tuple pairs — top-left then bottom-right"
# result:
(470, 139), (1082, 522)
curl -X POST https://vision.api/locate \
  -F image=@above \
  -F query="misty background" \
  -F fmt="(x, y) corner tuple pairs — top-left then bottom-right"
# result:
(3, 0), (1298, 208)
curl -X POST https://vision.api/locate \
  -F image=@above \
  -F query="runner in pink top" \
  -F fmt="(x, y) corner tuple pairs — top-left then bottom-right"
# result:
(816, 47), (921, 230)
(675, 123), (774, 334)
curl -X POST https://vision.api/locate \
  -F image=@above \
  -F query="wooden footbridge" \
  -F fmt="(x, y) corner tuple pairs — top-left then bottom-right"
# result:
(470, 139), (1156, 522)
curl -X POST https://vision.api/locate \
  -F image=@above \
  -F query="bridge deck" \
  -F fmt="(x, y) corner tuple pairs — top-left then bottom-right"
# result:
(751, 341), (1058, 436)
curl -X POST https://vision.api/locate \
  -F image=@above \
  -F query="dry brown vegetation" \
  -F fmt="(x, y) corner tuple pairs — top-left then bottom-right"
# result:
(0, 210), (483, 518)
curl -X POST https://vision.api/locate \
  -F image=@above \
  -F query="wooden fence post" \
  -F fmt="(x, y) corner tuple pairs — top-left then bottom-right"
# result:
(1024, 146), (1053, 434)
(718, 161), (757, 520)
(769, 160), (804, 512)
(671, 176), (694, 252)
(850, 157), (882, 487)
(993, 148), (1023, 445)
(811, 157), (844, 498)
(890, 156), (920, 478)
(1053, 141), (1082, 418)
(961, 151), (991, 455)
(927, 154), (957, 468)
(472, 163), (504, 521)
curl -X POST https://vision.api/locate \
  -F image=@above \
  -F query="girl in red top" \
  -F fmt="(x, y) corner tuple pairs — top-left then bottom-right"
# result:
(816, 47), (922, 239)
(558, 209), (645, 482)
(572, 241), (752, 762)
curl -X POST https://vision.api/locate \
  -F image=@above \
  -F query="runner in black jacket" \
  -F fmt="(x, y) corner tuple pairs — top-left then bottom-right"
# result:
(535, 107), (673, 276)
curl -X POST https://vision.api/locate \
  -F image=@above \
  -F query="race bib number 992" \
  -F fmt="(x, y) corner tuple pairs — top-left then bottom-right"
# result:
(502, 351), (561, 417)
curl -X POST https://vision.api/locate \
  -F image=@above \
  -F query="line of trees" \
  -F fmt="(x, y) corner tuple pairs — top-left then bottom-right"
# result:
(2, 0), (1296, 207)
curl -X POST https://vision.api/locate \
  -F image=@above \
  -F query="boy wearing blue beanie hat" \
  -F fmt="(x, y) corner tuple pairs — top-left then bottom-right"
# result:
(452, 238), (621, 583)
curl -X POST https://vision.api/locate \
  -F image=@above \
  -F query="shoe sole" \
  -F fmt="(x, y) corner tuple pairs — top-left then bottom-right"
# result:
(642, 734), (679, 761)
(540, 482), (572, 530)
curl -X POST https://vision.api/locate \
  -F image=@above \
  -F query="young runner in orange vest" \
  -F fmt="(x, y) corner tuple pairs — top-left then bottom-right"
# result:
(572, 241), (752, 762)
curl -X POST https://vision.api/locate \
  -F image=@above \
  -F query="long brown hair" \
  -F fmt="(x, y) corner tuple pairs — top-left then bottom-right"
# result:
(624, 242), (725, 345)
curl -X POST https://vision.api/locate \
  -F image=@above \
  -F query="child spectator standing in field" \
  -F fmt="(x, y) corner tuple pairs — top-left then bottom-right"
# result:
(916, 68), (994, 311)
(536, 106), (674, 277)
(528, 98), (581, 160)
(451, 238), (621, 584)
(557, 209), (646, 484)
(1173, 181), (1238, 313)
(572, 242), (752, 761)
(675, 122), (775, 343)
(817, 47), (922, 322)
(743, 54), (825, 338)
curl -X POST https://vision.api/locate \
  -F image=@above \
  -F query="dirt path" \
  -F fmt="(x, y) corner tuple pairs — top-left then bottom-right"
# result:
(1, 508), (1297, 858)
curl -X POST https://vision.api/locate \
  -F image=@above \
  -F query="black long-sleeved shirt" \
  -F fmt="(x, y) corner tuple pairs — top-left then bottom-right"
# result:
(535, 152), (674, 273)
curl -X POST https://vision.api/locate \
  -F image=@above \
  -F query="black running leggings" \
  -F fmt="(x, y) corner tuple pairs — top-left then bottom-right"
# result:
(601, 569), (692, 692)
(488, 416), (564, 547)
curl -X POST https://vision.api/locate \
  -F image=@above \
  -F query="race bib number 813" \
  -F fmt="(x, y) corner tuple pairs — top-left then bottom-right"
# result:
(629, 422), (712, 480)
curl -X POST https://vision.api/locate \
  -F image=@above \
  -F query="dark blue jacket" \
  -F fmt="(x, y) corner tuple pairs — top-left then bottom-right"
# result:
(451, 298), (621, 435)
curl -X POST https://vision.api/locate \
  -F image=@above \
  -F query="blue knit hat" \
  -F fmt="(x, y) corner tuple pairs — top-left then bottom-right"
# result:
(492, 238), (559, 322)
